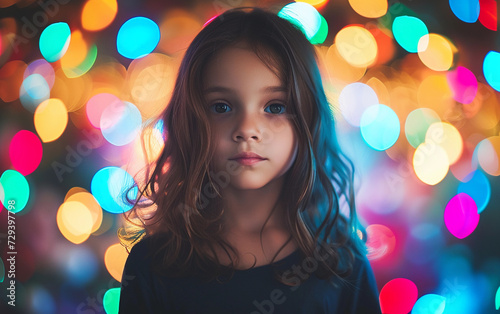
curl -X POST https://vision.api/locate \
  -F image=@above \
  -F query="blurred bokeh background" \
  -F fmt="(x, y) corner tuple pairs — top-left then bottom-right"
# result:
(0, 0), (499, 313)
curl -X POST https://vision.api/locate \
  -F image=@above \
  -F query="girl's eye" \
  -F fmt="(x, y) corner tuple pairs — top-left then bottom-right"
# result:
(210, 102), (286, 114)
(265, 103), (286, 114)
(211, 102), (232, 114)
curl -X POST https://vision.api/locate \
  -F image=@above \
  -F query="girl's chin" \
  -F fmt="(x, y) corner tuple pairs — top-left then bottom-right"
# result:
(224, 180), (272, 191)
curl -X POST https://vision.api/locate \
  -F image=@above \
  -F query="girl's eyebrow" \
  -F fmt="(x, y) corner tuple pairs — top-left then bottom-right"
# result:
(203, 85), (287, 94)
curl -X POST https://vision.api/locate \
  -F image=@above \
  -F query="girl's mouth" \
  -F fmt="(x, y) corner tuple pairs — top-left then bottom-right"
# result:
(232, 157), (266, 166)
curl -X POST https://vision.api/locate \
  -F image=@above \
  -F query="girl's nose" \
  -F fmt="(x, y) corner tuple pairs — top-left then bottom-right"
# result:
(232, 111), (262, 142)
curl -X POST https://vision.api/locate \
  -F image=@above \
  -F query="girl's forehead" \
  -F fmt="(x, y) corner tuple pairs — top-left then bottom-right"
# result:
(203, 45), (285, 88)
(209, 44), (259, 65)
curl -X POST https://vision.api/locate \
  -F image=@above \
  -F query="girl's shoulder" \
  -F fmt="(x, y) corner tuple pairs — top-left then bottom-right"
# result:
(352, 252), (376, 280)
(125, 233), (169, 269)
(338, 253), (381, 312)
(337, 251), (378, 295)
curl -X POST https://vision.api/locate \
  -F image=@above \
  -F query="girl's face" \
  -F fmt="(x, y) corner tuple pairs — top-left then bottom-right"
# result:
(203, 43), (298, 191)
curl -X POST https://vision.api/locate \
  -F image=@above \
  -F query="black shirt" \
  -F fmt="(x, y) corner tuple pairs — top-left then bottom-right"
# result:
(119, 236), (382, 313)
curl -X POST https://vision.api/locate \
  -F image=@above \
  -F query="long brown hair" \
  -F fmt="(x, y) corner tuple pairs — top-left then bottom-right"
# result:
(119, 6), (366, 285)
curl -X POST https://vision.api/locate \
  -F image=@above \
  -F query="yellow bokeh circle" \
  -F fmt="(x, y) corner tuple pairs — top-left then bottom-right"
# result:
(425, 122), (463, 165)
(57, 201), (93, 244)
(104, 243), (130, 282)
(81, 0), (118, 31)
(413, 142), (449, 185)
(348, 0), (388, 18)
(34, 98), (68, 142)
(418, 34), (455, 71)
(335, 26), (378, 68)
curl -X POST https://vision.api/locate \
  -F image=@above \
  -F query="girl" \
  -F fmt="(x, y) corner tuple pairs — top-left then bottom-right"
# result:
(118, 6), (381, 314)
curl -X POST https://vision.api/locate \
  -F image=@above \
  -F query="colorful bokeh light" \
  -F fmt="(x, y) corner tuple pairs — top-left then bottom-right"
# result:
(116, 17), (160, 59)
(127, 125), (165, 177)
(348, 0), (388, 18)
(483, 51), (500, 92)
(418, 34), (455, 71)
(413, 142), (449, 185)
(478, 0), (497, 30)
(278, 2), (326, 44)
(60, 30), (98, 78)
(24, 59), (55, 89)
(325, 44), (366, 84)
(309, 14), (328, 45)
(379, 278), (418, 314)
(368, 25), (395, 65)
(366, 224), (396, 260)
(496, 286), (500, 310)
(60, 30), (88, 70)
(103, 287), (121, 314)
(51, 67), (93, 112)
(34, 98), (68, 142)
(86, 93), (122, 128)
(56, 201), (94, 244)
(449, 0), (480, 23)
(339, 82), (379, 127)
(405, 108), (441, 148)
(425, 122), (463, 165)
(297, 0), (329, 9)
(458, 170), (490, 214)
(360, 104), (400, 151)
(335, 25), (377, 67)
(475, 136), (500, 176)
(0, 170), (30, 213)
(100, 101), (142, 146)
(39, 22), (71, 62)
(81, 0), (118, 31)
(19, 73), (50, 113)
(417, 75), (453, 118)
(392, 16), (428, 53)
(444, 193), (480, 239)
(446, 66), (478, 104)
(411, 294), (446, 314)
(9, 130), (43, 176)
(66, 190), (103, 233)
(62, 44), (98, 78)
(125, 53), (176, 119)
(104, 243), (129, 282)
(157, 9), (202, 56)
(90, 166), (137, 214)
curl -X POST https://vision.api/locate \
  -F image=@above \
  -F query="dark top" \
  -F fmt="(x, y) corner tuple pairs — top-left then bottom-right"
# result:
(119, 236), (382, 314)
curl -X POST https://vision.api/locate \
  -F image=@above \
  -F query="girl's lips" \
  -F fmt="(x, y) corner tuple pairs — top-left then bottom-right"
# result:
(232, 157), (266, 166)
(230, 151), (265, 159)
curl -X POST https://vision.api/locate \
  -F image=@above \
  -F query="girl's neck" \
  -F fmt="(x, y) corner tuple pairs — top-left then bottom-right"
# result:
(208, 175), (300, 269)
(220, 176), (287, 235)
